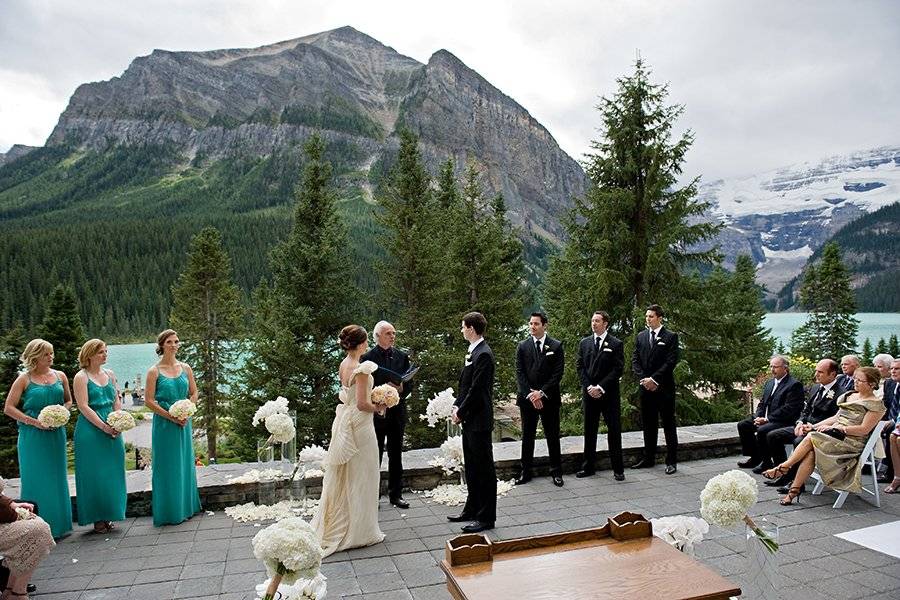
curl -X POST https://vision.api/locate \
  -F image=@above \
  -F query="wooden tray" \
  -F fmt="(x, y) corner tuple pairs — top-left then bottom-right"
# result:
(441, 511), (740, 600)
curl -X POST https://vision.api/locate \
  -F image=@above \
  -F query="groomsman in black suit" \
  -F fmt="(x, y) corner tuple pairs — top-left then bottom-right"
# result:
(764, 358), (840, 490)
(449, 312), (496, 533)
(631, 304), (680, 474)
(737, 355), (804, 473)
(515, 312), (565, 487)
(576, 310), (625, 480)
(361, 320), (411, 509)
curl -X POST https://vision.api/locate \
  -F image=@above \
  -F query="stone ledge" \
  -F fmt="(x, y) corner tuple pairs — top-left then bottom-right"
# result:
(3, 422), (740, 516)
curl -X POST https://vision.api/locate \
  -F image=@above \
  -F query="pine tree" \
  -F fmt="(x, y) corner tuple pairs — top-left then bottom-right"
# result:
(791, 242), (859, 359)
(861, 338), (874, 365)
(0, 324), (27, 477)
(876, 337), (889, 355)
(170, 226), (244, 461)
(39, 284), (85, 378)
(889, 334), (899, 358)
(234, 134), (360, 458)
(544, 58), (720, 396)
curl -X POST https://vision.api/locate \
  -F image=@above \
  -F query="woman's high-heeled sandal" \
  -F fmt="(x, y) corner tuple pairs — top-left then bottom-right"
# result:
(884, 478), (900, 494)
(780, 486), (803, 505)
(762, 464), (790, 481)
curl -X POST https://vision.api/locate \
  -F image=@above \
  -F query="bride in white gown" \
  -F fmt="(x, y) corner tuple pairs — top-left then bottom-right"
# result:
(311, 324), (386, 556)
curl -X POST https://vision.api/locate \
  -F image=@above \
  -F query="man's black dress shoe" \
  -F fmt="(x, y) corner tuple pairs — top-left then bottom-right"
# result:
(777, 483), (805, 494)
(752, 462), (774, 475)
(552, 475), (564, 487)
(447, 513), (473, 522)
(27, 584), (36, 594)
(614, 472), (625, 481)
(575, 470), (595, 478)
(665, 464), (677, 475)
(461, 521), (494, 533)
(515, 474), (533, 485)
(737, 458), (760, 469)
(390, 497), (410, 509)
(631, 460), (654, 469)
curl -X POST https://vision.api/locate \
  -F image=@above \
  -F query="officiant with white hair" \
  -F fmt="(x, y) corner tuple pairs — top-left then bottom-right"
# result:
(361, 321), (412, 509)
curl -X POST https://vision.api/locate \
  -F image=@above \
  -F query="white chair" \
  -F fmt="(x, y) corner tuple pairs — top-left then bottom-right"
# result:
(810, 420), (890, 509)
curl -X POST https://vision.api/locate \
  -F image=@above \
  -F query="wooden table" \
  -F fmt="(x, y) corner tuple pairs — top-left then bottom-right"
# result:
(440, 512), (740, 600)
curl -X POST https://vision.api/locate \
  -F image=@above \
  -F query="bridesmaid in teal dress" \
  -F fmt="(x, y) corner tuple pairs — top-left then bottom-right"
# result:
(146, 329), (201, 526)
(73, 339), (126, 533)
(2, 339), (73, 538)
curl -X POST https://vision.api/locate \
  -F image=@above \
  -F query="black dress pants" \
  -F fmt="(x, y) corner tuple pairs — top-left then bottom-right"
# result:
(582, 396), (624, 474)
(374, 403), (406, 500)
(519, 401), (562, 476)
(737, 418), (787, 464)
(639, 390), (678, 465)
(462, 428), (496, 524)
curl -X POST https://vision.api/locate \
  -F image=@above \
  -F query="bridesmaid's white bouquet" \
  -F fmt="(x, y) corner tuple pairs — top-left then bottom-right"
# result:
(421, 388), (456, 427)
(168, 399), (197, 420)
(37, 405), (70, 428)
(107, 410), (136, 432)
(371, 384), (399, 408)
(252, 517), (324, 600)
(265, 413), (296, 444)
(253, 396), (290, 426)
(700, 469), (778, 553)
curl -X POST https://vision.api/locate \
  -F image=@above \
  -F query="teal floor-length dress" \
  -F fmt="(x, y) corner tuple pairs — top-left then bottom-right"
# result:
(151, 369), (201, 526)
(17, 375), (73, 538)
(74, 374), (126, 525)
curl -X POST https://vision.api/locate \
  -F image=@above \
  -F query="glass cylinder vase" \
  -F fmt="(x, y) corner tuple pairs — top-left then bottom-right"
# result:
(258, 479), (276, 506)
(257, 439), (274, 465)
(743, 517), (780, 600)
(446, 420), (461, 439)
(279, 411), (297, 465)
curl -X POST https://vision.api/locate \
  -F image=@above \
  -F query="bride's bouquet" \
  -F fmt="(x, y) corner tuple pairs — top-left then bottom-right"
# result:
(37, 404), (70, 429)
(421, 388), (456, 427)
(107, 410), (136, 432)
(371, 384), (399, 409)
(168, 399), (197, 420)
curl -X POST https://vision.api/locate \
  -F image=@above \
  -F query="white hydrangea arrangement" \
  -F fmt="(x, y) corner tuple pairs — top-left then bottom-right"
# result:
(428, 435), (463, 474)
(251, 517), (325, 600)
(297, 445), (327, 469)
(253, 396), (290, 427)
(255, 573), (327, 600)
(651, 516), (709, 554)
(700, 469), (778, 553)
(107, 410), (136, 432)
(420, 388), (456, 427)
(371, 384), (399, 409)
(37, 404), (70, 428)
(168, 399), (197, 420)
(265, 413), (296, 444)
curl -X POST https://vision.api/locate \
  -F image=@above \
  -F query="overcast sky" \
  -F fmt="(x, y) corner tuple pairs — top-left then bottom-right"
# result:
(1, 0), (898, 179)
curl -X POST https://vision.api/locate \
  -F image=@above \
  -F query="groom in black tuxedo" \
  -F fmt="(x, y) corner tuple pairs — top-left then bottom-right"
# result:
(449, 311), (496, 533)
(576, 310), (625, 480)
(632, 304), (680, 474)
(361, 320), (411, 509)
(515, 312), (565, 487)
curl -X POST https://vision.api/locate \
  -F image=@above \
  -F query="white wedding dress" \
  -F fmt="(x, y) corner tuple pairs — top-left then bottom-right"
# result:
(311, 360), (385, 556)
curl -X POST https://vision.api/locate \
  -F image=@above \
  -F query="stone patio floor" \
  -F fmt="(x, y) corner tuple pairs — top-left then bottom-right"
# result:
(31, 454), (900, 600)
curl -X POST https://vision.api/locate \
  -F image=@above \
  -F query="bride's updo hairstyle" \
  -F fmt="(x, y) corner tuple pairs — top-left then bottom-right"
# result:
(339, 325), (367, 352)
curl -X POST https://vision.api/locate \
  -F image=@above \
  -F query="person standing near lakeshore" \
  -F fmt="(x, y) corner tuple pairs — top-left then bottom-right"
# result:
(3, 339), (73, 538)
(145, 329), (201, 526)
(73, 339), (126, 533)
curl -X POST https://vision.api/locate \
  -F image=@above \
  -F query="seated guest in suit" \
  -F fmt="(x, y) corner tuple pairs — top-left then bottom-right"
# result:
(576, 311), (625, 481)
(836, 355), (860, 392)
(0, 477), (54, 600)
(763, 367), (885, 505)
(877, 358), (900, 484)
(737, 355), (804, 473)
(515, 312), (565, 487)
(764, 358), (840, 491)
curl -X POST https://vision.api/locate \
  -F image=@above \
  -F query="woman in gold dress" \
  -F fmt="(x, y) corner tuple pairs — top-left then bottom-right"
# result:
(763, 366), (885, 505)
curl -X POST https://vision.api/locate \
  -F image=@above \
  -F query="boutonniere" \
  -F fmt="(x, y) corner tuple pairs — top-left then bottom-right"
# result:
(824, 390), (834, 399)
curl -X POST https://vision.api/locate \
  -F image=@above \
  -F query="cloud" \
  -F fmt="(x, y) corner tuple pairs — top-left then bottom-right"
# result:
(1, 0), (898, 180)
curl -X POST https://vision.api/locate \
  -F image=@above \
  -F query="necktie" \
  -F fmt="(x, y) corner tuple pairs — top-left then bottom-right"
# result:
(535, 339), (542, 355)
(594, 336), (600, 352)
(650, 330), (657, 346)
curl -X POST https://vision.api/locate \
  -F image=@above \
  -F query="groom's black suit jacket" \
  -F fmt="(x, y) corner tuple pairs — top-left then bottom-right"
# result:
(515, 336), (564, 407)
(577, 333), (624, 402)
(455, 340), (495, 432)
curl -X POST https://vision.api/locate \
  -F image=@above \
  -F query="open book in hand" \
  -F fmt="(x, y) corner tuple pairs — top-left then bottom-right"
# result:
(379, 364), (420, 383)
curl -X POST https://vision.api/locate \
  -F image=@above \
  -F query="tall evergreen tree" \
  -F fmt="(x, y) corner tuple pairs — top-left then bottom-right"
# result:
(0, 324), (27, 477)
(861, 338), (874, 365)
(170, 226), (244, 461)
(39, 284), (85, 378)
(889, 334), (899, 358)
(876, 337), (889, 355)
(544, 59), (720, 396)
(234, 134), (360, 458)
(791, 242), (859, 359)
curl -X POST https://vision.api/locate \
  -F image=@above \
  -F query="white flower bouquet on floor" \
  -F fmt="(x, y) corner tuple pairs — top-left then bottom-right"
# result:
(428, 435), (464, 475)
(420, 388), (456, 427)
(107, 410), (136, 432)
(168, 399), (196, 420)
(252, 517), (325, 600)
(700, 469), (778, 553)
(256, 573), (327, 600)
(651, 516), (709, 554)
(371, 384), (399, 409)
(37, 404), (70, 428)
(253, 396), (290, 426)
